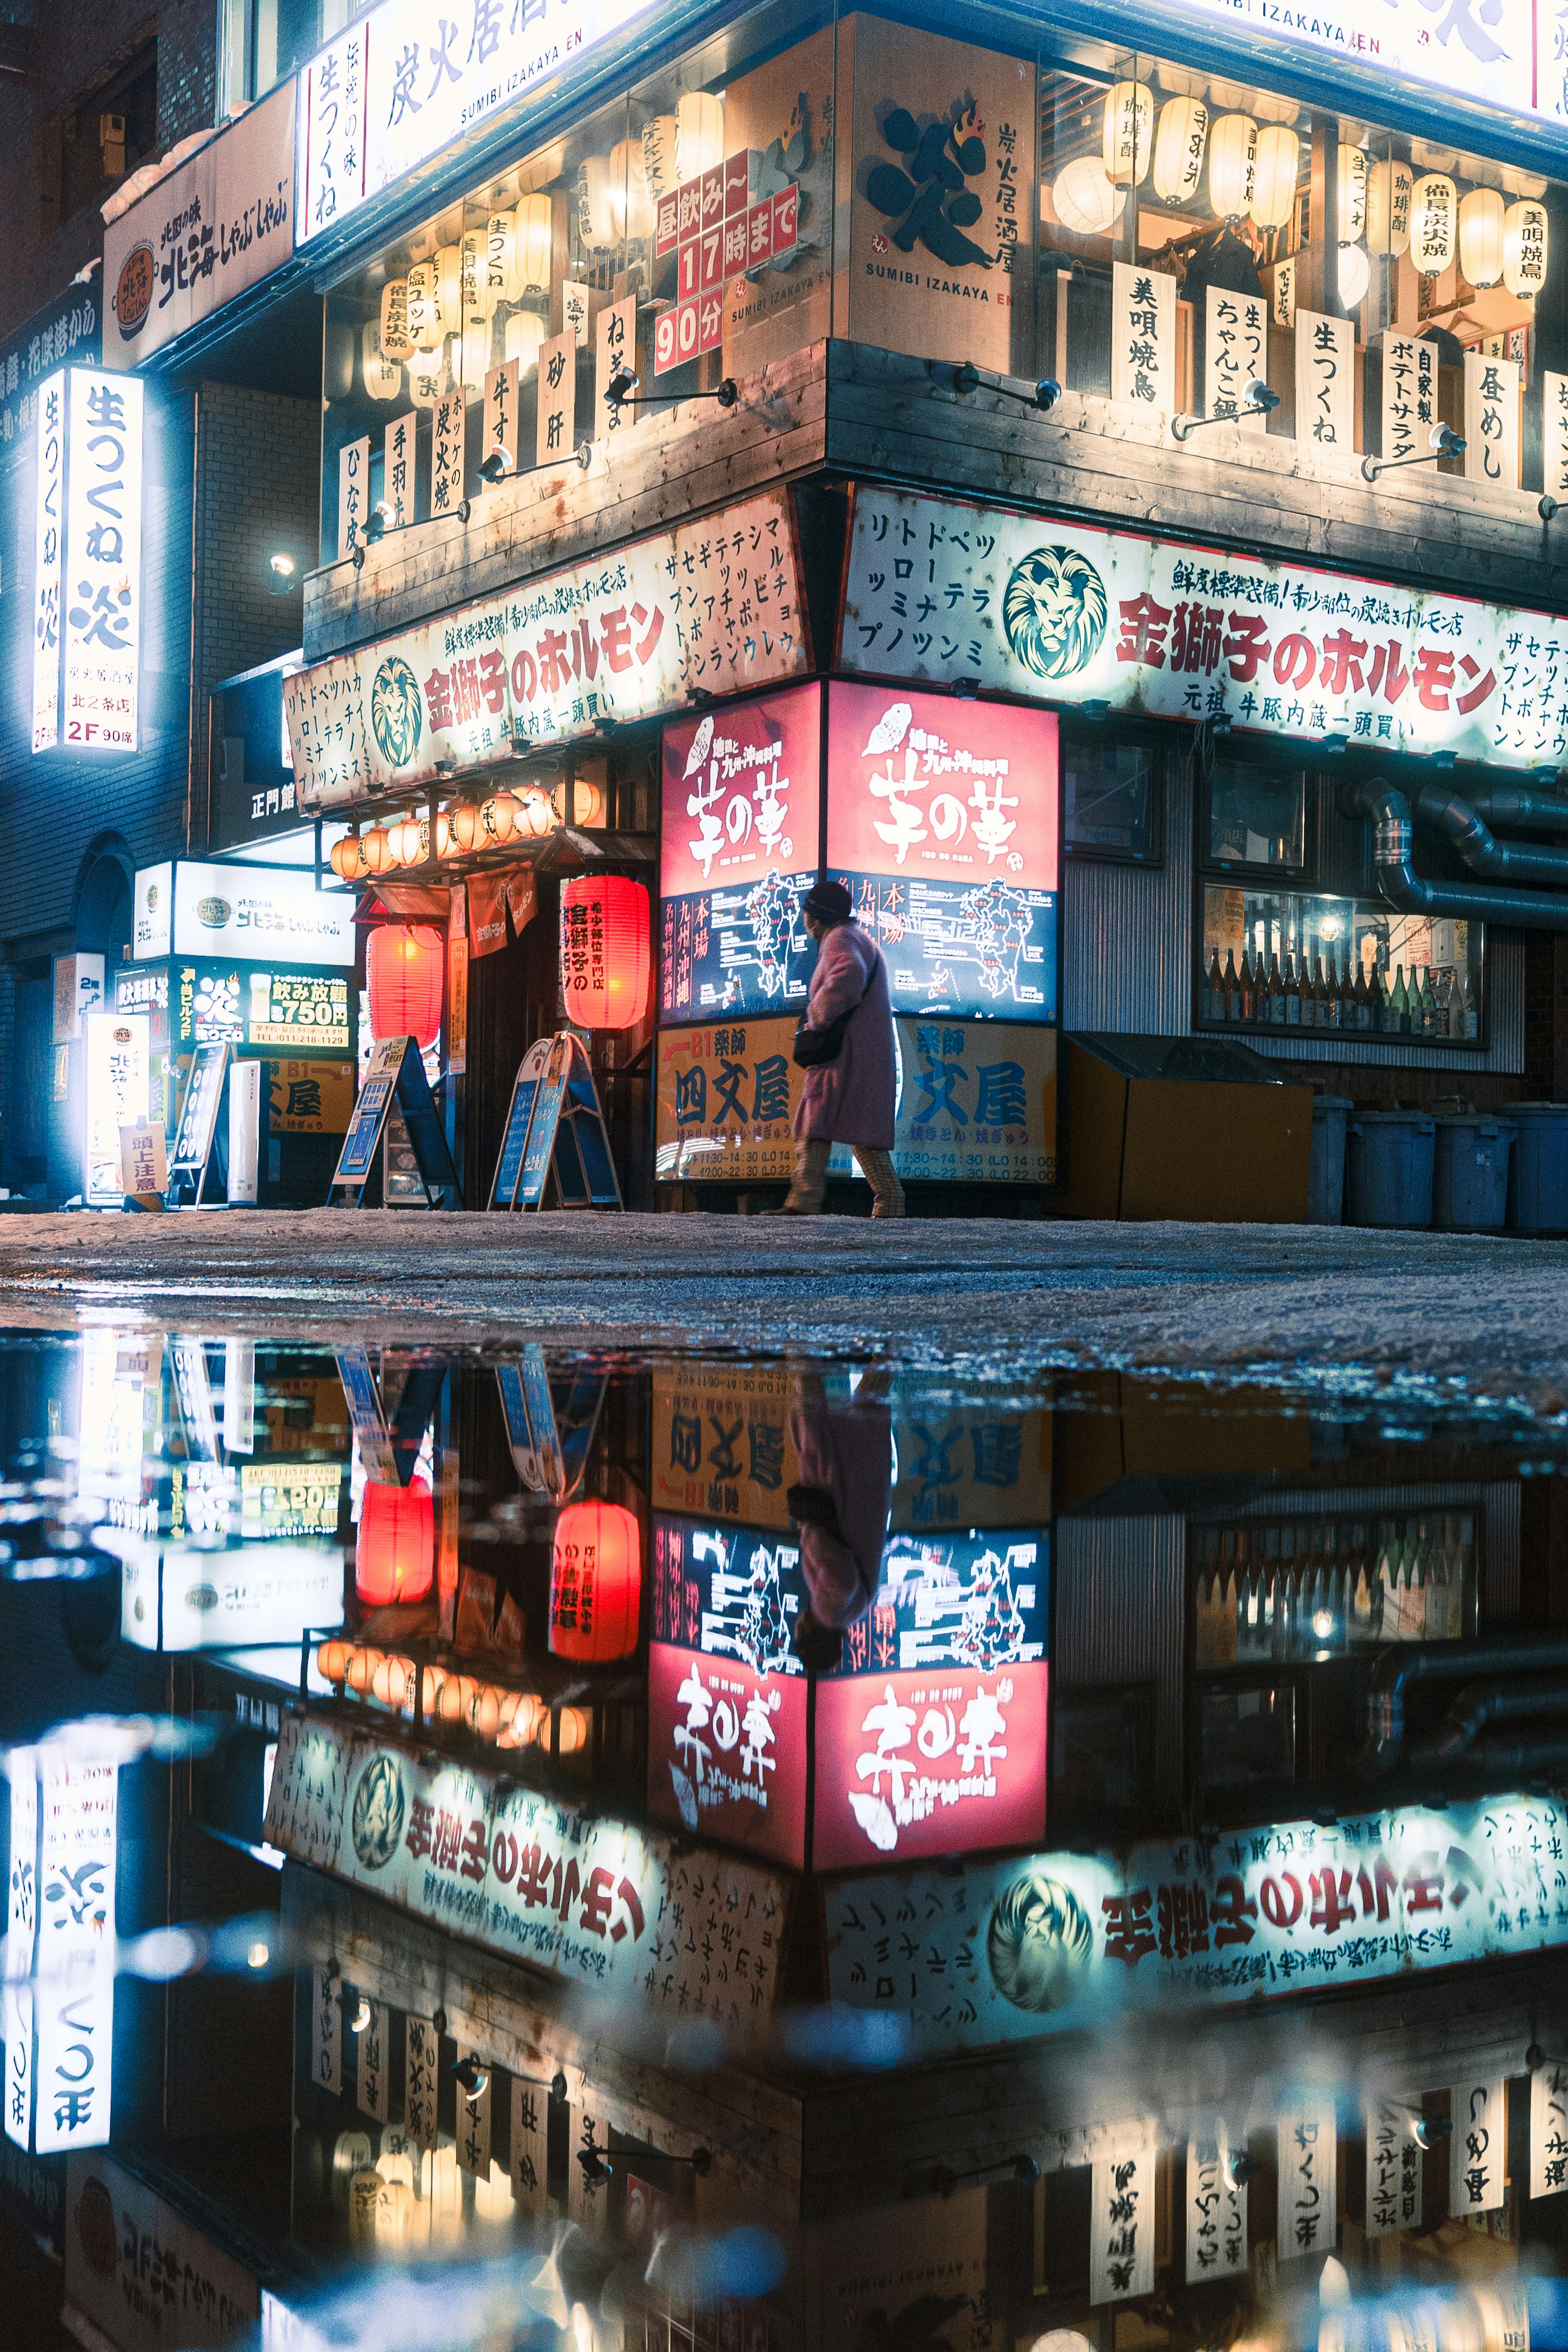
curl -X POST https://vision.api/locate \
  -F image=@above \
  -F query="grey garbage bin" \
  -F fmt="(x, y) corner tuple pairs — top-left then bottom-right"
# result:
(1432, 1115), (1516, 1231)
(1507, 1102), (1568, 1234)
(1345, 1111), (1436, 1229)
(1307, 1096), (1354, 1225)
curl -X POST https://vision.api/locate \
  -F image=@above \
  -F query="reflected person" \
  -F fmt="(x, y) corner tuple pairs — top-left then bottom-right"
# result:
(781, 879), (905, 1218)
(787, 1368), (894, 1670)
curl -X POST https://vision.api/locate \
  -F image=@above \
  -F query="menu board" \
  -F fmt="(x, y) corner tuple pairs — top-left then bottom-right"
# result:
(174, 962), (352, 1051)
(169, 1041), (230, 1183)
(659, 685), (821, 1026)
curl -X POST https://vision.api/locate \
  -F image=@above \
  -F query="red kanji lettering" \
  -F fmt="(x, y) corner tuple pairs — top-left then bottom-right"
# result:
(405, 1797), (434, 1860)
(573, 620), (600, 682)
(1273, 633), (1316, 690)
(423, 666), (455, 732)
(632, 601), (665, 665)
(1318, 630), (1368, 697)
(552, 1856), (582, 1921)
(1402, 1853), (1445, 1911)
(431, 1808), (464, 1872)
(579, 1865), (617, 1938)
(1222, 614), (1272, 682)
(599, 606), (634, 673)
(1102, 1888), (1157, 1965)
(459, 1815), (489, 1882)
(1210, 1873), (1257, 1946)
(453, 655), (481, 726)
(510, 648), (538, 704)
(537, 628), (573, 696)
(491, 1831), (519, 1885)
(1259, 1871), (1304, 1928)
(478, 646), (507, 711)
(1355, 1857), (1399, 1922)
(1309, 1866), (1354, 1934)
(611, 1875), (646, 1944)
(1367, 641), (1411, 703)
(1115, 594), (1173, 669)
(514, 1842), (553, 1910)
(1412, 647), (1454, 710)
(1454, 655), (1497, 715)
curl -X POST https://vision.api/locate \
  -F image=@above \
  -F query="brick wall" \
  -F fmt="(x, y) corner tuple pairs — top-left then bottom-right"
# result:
(1523, 931), (1568, 1103)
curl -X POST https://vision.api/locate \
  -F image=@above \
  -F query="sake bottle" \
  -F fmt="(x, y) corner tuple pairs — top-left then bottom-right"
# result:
(1285, 953), (1303, 1026)
(1353, 956), (1371, 1031)
(1205, 943), (1224, 1022)
(1420, 968), (1438, 1036)
(1267, 952), (1286, 1025)
(1394, 964), (1412, 1034)
(1312, 955), (1328, 1027)
(1225, 949), (1241, 1022)
(1369, 960), (1386, 1031)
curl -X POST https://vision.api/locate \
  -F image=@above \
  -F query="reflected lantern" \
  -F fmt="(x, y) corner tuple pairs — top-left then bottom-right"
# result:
(549, 1499), (641, 1661)
(1102, 80), (1153, 188)
(559, 875), (651, 1029)
(1248, 125), (1298, 229)
(1459, 187), (1504, 287)
(1336, 143), (1368, 239)
(1051, 157), (1124, 237)
(675, 91), (724, 181)
(367, 923), (444, 1047)
(1366, 158), (1412, 256)
(512, 193), (553, 294)
(356, 1474), (434, 1605)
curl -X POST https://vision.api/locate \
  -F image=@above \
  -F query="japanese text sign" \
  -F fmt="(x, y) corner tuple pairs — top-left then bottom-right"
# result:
(31, 372), (63, 751)
(823, 1793), (1568, 2059)
(384, 411), (414, 526)
(1160, 0), (1537, 130)
(648, 1640), (810, 1868)
(1546, 372), (1568, 503)
(43, 370), (145, 752)
(535, 331), (575, 468)
(1450, 2076), (1506, 2213)
(1205, 287), (1267, 431)
(652, 150), (795, 378)
(156, 860), (356, 966)
(2, 1747), (36, 2153)
(1294, 311), (1353, 455)
(287, 488), (807, 809)
(65, 2150), (259, 2352)
(838, 483), (1568, 772)
(1092, 2123), (1157, 2301)
(33, 1753), (118, 2155)
(1365, 2096), (1423, 2235)
(1185, 2131), (1246, 2282)
(83, 1012), (149, 1208)
(1465, 352), (1521, 491)
(1382, 336), (1438, 469)
(0, 286), (98, 476)
(1111, 264), (1175, 416)
(826, 682), (1057, 894)
(813, 1660), (1047, 1868)
(1277, 2097), (1337, 2261)
(1531, 2063), (1568, 2200)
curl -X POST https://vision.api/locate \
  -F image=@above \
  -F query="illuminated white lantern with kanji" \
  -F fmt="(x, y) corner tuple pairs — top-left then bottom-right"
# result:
(461, 228), (497, 322)
(1052, 156), (1124, 237)
(675, 91), (724, 181)
(609, 138), (657, 240)
(512, 194), (553, 294)
(405, 262), (444, 352)
(640, 114), (677, 199)
(409, 340), (454, 406)
(1338, 241), (1370, 310)
(1459, 187), (1504, 286)
(1504, 198), (1549, 298)
(577, 156), (617, 248)
(1337, 142), (1368, 238)
(361, 321), (402, 400)
(436, 243), (462, 321)
(1152, 97), (1209, 203)
(458, 320), (490, 394)
(483, 212), (516, 311)
(1366, 158), (1412, 256)
(1102, 80), (1154, 188)
(380, 278), (415, 364)
(1410, 173), (1457, 274)
(505, 309), (546, 375)
(1249, 125), (1299, 229)
(1207, 114), (1256, 218)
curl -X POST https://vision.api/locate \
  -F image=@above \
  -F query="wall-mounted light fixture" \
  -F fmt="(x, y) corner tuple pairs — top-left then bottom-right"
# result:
(451, 2054), (490, 2104)
(952, 360), (1063, 413)
(269, 552), (297, 597)
(927, 2153), (1040, 2198)
(363, 498), (397, 544)
(1172, 381), (1280, 441)
(577, 2142), (713, 2190)
(604, 365), (738, 420)
(1361, 421), (1465, 482)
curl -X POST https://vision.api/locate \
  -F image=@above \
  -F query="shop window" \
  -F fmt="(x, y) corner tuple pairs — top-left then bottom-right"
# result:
(1197, 878), (1485, 1044)
(1062, 735), (1163, 863)
(1050, 1682), (1154, 1815)
(1192, 1512), (1479, 1663)
(1198, 1682), (1295, 1792)
(1203, 753), (1306, 871)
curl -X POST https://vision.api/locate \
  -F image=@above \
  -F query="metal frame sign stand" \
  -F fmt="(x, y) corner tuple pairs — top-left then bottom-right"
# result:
(328, 1036), (460, 1207)
(490, 1032), (621, 1210)
(165, 1040), (232, 1207)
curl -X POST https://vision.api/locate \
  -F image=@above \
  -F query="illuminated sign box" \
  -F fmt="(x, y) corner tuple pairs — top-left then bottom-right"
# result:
(133, 860), (357, 968)
(32, 369), (144, 754)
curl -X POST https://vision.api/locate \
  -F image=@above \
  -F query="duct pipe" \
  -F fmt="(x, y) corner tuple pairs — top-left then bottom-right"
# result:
(1341, 777), (1568, 929)
(1467, 786), (1568, 835)
(1408, 1673), (1568, 1764)
(1413, 783), (1568, 883)
(1357, 1632), (1568, 1773)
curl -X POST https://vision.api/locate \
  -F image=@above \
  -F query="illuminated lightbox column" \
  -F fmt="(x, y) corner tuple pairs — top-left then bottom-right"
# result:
(32, 368), (145, 755)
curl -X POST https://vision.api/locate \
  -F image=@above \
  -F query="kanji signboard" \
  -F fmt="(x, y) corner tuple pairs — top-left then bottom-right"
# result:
(813, 1660), (1048, 1869)
(648, 1640), (810, 1868)
(839, 483), (1568, 772)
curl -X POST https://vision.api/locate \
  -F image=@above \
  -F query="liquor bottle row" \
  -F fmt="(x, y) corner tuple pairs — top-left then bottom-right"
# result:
(1193, 1513), (1476, 1664)
(1202, 946), (1479, 1039)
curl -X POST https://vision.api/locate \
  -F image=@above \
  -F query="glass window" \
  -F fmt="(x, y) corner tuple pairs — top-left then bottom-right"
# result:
(1194, 1511), (1478, 1660)
(1198, 879), (1485, 1044)
(1063, 737), (1162, 861)
(1204, 754), (1306, 869)
(1199, 1682), (1295, 1791)
(1050, 1684), (1154, 1814)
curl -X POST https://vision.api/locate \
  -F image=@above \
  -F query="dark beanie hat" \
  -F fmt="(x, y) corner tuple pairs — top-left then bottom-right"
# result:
(802, 879), (854, 924)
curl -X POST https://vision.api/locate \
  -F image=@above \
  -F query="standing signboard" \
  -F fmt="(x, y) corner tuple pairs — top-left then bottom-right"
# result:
(512, 1033), (621, 1209)
(329, 1037), (459, 1207)
(166, 1040), (232, 1206)
(488, 1038), (553, 1209)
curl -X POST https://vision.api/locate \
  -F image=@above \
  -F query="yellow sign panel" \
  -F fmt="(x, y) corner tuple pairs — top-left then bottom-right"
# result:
(655, 1017), (1057, 1185)
(264, 1058), (357, 1134)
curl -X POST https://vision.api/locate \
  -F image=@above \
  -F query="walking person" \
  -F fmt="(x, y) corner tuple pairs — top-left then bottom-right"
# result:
(781, 879), (906, 1217)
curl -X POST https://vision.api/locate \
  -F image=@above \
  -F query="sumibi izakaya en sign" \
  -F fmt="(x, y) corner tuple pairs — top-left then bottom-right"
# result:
(31, 370), (145, 754)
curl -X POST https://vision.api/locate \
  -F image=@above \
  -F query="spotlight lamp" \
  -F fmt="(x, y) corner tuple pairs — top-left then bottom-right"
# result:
(1362, 419), (1465, 481)
(268, 551), (298, 596)
(929, 2153), (1040, 2198)
(604, 365), (738, 417)
(363, 498), (396, 542)
(348, 1994), (372, 2034)
(451, 2054), (490, 2103)
(577, 2143), (713, 2187)
(1410, 2109), (1452, 2151)
(952, 359), (1062, 412)
(1172, 380), (1280, 440)
(1223, 2147), (1261, 2191)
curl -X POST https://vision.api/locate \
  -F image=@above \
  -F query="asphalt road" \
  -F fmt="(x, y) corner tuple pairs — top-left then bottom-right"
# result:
(0, 1209), (1564, 1395)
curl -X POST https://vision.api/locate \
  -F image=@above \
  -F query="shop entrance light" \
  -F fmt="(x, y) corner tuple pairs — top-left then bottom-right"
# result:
(269, 552), (297, 596)
(604, 364), (738, 419)
(952, 361), (1062, 412)
(1361, 420), (1464, 481)
(1172, 381), (1279, 440)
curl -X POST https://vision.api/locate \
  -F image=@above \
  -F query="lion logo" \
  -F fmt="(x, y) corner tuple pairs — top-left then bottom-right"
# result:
(370, 654), (423, 769)
(350, 1752), (405, 1871)
(987, 1869), (1094, 2013)
(1002, 544), (1109, 681)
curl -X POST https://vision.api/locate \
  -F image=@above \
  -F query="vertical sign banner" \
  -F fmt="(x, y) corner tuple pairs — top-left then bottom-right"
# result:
(299, 20), (370, 238)
(83, 1011), (149, 1207)
(356, 2000), (388, 2122)
(1295, 312), (1354, 456)
(431, 387), (465, 520)
(454, 2060), (492, 2178)
(34, 1755), (118, 2155)
(1381, 336), (1437, 469)
(337, 434), (369, 560)
(1091, 2122), (1157, 2302)
(1451, 2077), (1506, 2214)
(404, 2015), (437, 2149)
(60, 371), (144, 750)
(1111, 262), (1176, 415)
(510, 2074), (548, 2216)
(313, 1963), (341, 2095)
(536, 332), (575, 468)
(1465, 352), (1521, 490)
(1185, 2131), (1246, 2281)
(1530, 2063), (1568, 2199)
(383, 412), (414, 527)
(1277, 2098), (1337, 2261)
(1365, 2097), (1422, 2236)
(1544, 372), (1568, 506)
(567, 2105), (608, 2236)
(3, 1748), (38, 2151)
(1204, 288), (1267, 429)
(31, 372), (63, 751)
(596, 297), (635, 441)
(483, 359), (519, 472)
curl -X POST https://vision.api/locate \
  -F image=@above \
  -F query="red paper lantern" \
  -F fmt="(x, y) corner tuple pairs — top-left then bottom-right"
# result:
(356, 1474), (434, 1604)
(549, 1500), (641, 1661)
(559, 876), (650, 1029)
(367, 922), (444, 1047)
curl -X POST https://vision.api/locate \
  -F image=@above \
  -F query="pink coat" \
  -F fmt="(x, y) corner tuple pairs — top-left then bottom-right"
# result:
(792, 919), (897, 1147)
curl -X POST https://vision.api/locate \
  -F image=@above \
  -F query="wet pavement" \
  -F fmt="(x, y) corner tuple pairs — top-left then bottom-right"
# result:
(1, 1315), (1566, 2351)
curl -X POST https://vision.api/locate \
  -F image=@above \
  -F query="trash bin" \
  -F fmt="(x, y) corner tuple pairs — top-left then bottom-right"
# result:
(1345, 1111), (1436, 1229)
(1432, 1115), (1516, 1231)
(1307, 1096), (1354, 1225)
(1507, 1102), (1568, 1234)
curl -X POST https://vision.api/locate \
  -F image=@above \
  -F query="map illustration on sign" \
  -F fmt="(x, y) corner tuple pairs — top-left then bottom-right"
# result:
(659, 870), (817, 1022)
(840, 871), (1056, 1020)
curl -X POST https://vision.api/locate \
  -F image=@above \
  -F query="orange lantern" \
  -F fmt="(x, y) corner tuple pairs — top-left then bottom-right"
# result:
(330, 833), (366, 882)
(451, 800), (486, 853)
(367, 922), (444, 1047)
(559, 875), (650, 1029)
(517, 788), (555, 837)
(483, 790), (519, 845)
(356, 1474), (434, 1604)
(548, 1499), (641, 1660)
(361, 824), (394, 876)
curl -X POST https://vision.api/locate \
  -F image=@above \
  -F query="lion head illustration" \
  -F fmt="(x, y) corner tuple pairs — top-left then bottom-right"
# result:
(370, 654), (424, 770)
(1002, 544), (1109, 682)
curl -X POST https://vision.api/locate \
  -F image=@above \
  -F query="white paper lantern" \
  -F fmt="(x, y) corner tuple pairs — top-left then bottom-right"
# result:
(1410, 173), (1457, 274)
(1337, 143), (1367, 239)
(1366, 158), (1412, 257)
(1051, 156), (1125, 237)
(513, 193), (553, 295)
(361, 320), (402, 400)
(407, 222), (439, 265)
(460, 228), (494, 322)
(577, 156), (617, 248)
(436, 243), (462, 320)
(409, 340), (454, 406)
(1156, 64), (1207, 96)
(505, 309), (546, 374)
(609, 138), (657, 240)
(1249, 124), (1299, 230)
(405, 261), (444, 352)
(1459, 186), (1504, 286)
(1102, 80), (1153, 188)
(1337, 241), (1370, 310)
(1253, 90), (1301, 125)
(1152, 97), (1209, 204)
(459, 318), (490, 392)
(1208, 113), (1258, 218)
(675, 91), (724, 181)
(484, 213), (515, 311)
(1207, 76), (1251, 112)
(379, 278), (414, 364)
(1503, 198), (1549, 298)
(641, 114), (677, 199)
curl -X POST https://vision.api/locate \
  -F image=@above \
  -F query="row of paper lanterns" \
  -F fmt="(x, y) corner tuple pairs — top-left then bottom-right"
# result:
(1060, 85), (1548, 302)
(329, 787), (559, 880)
(361, 311), (548, 405)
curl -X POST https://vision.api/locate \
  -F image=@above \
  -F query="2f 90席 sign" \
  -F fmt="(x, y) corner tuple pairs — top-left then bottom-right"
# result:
(32, 370), (144, 753)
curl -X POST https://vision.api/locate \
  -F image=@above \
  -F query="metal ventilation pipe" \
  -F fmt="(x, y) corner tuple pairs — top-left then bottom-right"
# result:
(1358, 1632), (1568, 1773)
(1408, 1673), (1568, 1764)
(1413, 784), (1568, 884)
(1466, 786), (1568, 835)
(1341, 777), (1568, 929)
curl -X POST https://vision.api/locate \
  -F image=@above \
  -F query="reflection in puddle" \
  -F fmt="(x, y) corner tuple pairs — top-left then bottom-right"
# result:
(1, 1331), (1566, 2350)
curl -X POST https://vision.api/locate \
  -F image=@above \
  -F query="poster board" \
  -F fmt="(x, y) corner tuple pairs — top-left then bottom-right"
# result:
(328, 1036), (459, 1207)
(167, 1040), (232, 1206)
(512, 1033), (622, 1211)
(488, 1038), (553, 1209)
